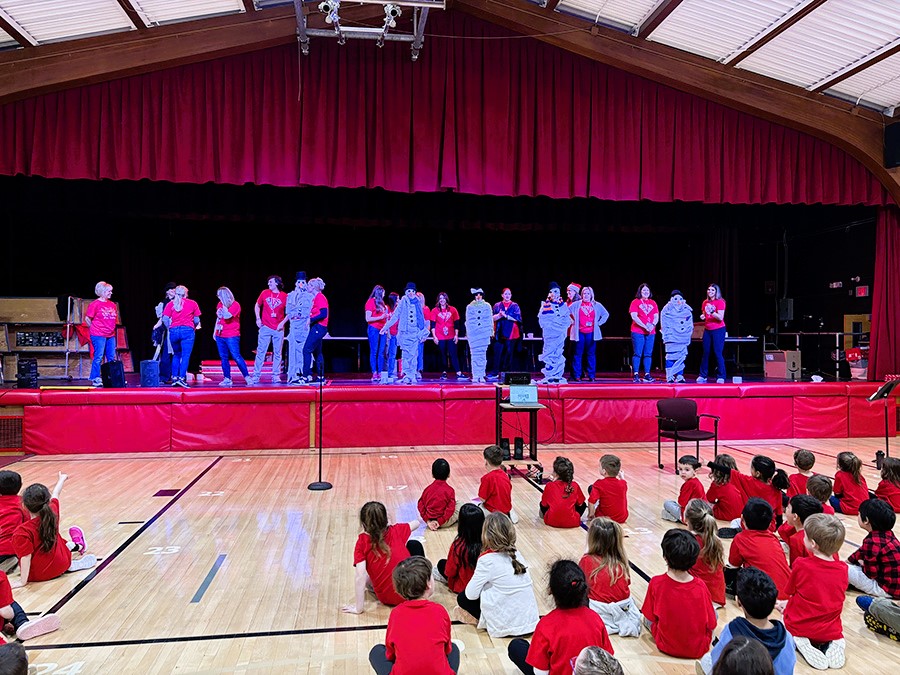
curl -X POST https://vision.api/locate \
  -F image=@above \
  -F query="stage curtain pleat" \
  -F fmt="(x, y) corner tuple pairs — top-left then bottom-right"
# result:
(0, 12), (891, 206)
(870, 206), (900, 380)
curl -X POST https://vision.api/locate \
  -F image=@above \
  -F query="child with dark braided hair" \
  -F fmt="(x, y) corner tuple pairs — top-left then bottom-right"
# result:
(540, 456), (587, 528)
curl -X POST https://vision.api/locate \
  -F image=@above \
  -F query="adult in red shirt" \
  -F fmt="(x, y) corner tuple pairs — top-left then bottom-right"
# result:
(213, 286), (251, 387)
(343, 502), (423, 613)
(251, 275), (287, 384)
(629, 283), (659, 383)
(489, 288), (523, 379)
(301, 278), (329, 384)
(84, 281), (119, 387)
(697, 283), (727, 384)
(431, 293), (466, 381)
(365, 285), (390, 382)
(162, 285), (202, 388)
(508, 560), (613, 675)
(540, 456), (587, 528)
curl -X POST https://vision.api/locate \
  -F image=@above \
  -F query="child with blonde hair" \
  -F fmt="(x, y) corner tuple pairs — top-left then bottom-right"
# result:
(579, 517), (641, 636)
(684, 499), (726, 607)
(458, 512), (538, 637)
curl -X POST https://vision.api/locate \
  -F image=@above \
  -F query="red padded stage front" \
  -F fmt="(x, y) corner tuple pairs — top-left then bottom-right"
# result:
(1, 381), (894, 455)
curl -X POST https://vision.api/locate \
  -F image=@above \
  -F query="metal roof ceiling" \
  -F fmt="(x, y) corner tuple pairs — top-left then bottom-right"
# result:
(0, 0), (897, 115)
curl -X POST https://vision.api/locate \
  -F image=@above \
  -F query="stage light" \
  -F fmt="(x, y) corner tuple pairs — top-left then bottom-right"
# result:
(318, 0), (339, 24)
(384, 3), (402, 27)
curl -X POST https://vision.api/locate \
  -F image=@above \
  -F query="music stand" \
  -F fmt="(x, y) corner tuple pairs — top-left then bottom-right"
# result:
(867, 380), (900, 460)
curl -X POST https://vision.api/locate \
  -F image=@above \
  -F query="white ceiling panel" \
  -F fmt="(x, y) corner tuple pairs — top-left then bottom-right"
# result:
(828, 50), (900, 111)
(556, 0), (660, 32)
(0, 26), (17, 48)
(0, 0), (134, 43)
(647, 0), (806, 62)
(131, 0), (245, 26)
(738, 0), (900, 89)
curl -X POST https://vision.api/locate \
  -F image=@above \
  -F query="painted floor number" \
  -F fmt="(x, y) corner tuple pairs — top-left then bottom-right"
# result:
(144, 546), (181, 555)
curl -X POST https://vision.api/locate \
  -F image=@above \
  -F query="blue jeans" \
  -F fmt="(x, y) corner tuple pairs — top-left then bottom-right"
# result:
(169, 326), (196, 380)
(631, 332), (655, 376)
(367, 325), (387, 374)
(387, 335), (398, 377)
(89, 335), (117, 380)
(829, 495), (843, 513)
(699, 327), (726, 379)
(215, 336), (250, 380)
(303, 324), (327, 378)
(418, 340), (425, 372)
(573, 333), (596, 379)
(159, 330), (173, 382)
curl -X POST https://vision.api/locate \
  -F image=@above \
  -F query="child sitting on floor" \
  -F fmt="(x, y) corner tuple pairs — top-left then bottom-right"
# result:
(727, 498), (791, 600)
(572, 646), (624, 675)
(713, 455), (789, 531)
(778, 495), (825, 566)
(435, 503), (484, 594)
(642, 529), (717, 659)
(874, 457), (900, 512)
(779, 513), (847, 670)
(0, 471), (26, 575)
(846, 498), (900, 599)
(418, 458), (459, 531)
(587, 454), (629, 524)
(705, 455), (742, 522)
(0, 568), (60, 641)
(662, 455), (705, 523)
(685, 499), (726, 607)
(787, 450), (817, 499)
(507, 559), (613, 675)
(698, 567), (795, 675)
(579, 517), (641, 637)
(856, 595), (900, 641)
(368, 556), (459, 674)
(540, 456), (586, 528)
(343, 501), (423, 614)
(806, 474), (836, 515)
(11, 473), (96, 589)
(478, 445), (518, 523)
(831, 451), (869, 516)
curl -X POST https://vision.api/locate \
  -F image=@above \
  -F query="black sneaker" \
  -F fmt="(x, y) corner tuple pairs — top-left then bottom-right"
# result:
(717, 527), (741, 539)
(440, 372), (448, 380)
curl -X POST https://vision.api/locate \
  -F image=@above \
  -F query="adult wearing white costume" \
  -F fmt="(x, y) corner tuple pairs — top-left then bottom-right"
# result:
(466, 288), (493, 384)
(660, 290), (693, 383)
(538, 282), (570, 384)
(284, 271), (313, 385)
(381, 282), (430, 385)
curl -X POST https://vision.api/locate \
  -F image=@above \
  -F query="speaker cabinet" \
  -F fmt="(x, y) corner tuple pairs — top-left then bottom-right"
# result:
(140, 360), (160, 388)
(886, 123), (900, 169)
(101, 360), (126, 388)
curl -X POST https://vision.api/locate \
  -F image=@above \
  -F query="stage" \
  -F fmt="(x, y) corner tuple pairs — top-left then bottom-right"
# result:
(0, 377), (895, 456)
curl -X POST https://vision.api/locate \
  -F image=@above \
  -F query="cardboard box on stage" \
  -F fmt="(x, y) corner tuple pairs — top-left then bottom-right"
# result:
(764, 350), (801, 381)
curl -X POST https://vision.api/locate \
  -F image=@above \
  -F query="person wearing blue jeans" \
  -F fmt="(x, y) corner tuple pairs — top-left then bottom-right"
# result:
(365, 285), (389, 381)
(697, 283), (727, 384)
(567, 286), (609, 382)
(215, 337), (249, 384)
(89, 335), (116, 383)
(162, 285), (202, 388)
(213, 286), (250, 386)
(629, 283), (659, 383)
(301, 278), (329, 383)
(169, 327), (196, 385)
(84, 281), (119, 386)
(631, 332), (656, 381)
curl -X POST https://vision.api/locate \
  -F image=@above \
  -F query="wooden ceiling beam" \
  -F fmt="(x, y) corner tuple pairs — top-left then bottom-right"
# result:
(636, 0), (684, 39)
(811, 40), (900, 93)
(0, 8), (36, 47)
(726, 0), (827, 66)
(242, 0), (258, 12)
(114, 0), (149, 30)
(454, 0), (900, 205)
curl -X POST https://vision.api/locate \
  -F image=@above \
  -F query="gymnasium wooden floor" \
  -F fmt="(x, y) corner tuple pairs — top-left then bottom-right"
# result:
(6, 438), (896, 674)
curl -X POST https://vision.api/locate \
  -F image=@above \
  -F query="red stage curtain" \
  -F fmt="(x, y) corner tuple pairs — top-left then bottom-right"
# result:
(870, 206), (900, 379)
(0, 12), (891, 205)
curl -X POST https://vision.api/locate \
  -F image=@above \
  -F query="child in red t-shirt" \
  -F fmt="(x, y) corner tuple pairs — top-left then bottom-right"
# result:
(478, 445), (517, 523)
(874, 457), (900, 512)
(343, 502), (423, 614)
(507, 559), (614, 674)
(579, 517), (641, 637)
(368, 556), (459, 675)
(540, 456), (586, 528)
(727, 455), (789, 530)
(684, 499), (726, 607)
(588, 454), (629, 524)
(642, 529), (717, 659)
(777, 495), (825, 566)
(832, 451), (869, 516)
(787, 449), (817, 499)
(0, 471), (26, 574)
(418, 459), (459, 531)
(705, 454), (742, 522)
(662, 455), (705, 523)
(807, 474), (836, 515)
(778, 513), (848, 670)
(726, 498), (791, 600)
(0, 569), (59, 641)
(11, 473), (96, 589)
(435, 504), (484, 594)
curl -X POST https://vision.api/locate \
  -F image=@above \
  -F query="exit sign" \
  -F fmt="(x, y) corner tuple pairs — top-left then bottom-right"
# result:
(856, 285), (870, 297)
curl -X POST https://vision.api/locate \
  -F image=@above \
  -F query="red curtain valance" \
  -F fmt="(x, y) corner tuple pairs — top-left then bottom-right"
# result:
(0, 11), (890, 206)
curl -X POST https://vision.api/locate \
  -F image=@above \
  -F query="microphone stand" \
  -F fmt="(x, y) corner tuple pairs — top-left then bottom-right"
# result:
(308, 339), (332, 491)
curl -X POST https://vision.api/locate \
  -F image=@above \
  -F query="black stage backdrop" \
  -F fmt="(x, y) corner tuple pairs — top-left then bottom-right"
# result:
(0, 176), (876, 374)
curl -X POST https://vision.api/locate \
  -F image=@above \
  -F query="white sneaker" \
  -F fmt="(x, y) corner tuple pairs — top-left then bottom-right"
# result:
(219, 378), (233, 387)
(510, 509), (519, 524)
(91, 377), (103, 387)
(696, 376), (707, 384)
(15, 614), (61, 641)
(794, 637), (829, 670)
(433, 566), (447, 583)
(67, 554), (97, 572)
(716, 378), (725, 384)
(825, 638), (845, 668)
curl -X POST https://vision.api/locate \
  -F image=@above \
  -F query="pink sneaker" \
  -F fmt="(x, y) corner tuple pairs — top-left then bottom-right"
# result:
(16, 614), (61, 641)
(68, 526), (86, 553)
